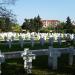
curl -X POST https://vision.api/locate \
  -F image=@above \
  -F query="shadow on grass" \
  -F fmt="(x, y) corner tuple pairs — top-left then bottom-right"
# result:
(1, 55), (75, 75)
(0, 41), (72, 52)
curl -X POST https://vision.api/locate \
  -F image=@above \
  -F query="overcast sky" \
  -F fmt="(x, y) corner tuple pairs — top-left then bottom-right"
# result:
(6, 0), (75, 25)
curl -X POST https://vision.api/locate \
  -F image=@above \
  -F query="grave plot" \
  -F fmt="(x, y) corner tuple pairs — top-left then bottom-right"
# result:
(1, 55), (75, 75)
(0, 38), (74, 52)
(0, 33), (75, 75)
(0, 47), (75, 75)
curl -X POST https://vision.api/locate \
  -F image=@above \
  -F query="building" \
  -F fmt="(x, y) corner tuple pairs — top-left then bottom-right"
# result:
(42, 20), (60, 28)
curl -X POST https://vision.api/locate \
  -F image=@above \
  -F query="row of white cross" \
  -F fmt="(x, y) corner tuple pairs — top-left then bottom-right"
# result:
(0, 32), (75, 40)
(0, 47), (75, 74)
(1, 35), (74, 48)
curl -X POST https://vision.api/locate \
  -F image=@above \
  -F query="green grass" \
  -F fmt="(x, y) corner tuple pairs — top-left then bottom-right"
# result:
(1, 55), (75, 75)
(0, 40), (75, 75)
(0, 40), (74, 52)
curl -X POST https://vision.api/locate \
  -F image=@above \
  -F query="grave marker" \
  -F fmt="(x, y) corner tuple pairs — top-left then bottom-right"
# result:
(8, 39), (12, 48)
(31, 37), (35, 47)
(19, 36), (24, 48)
(48, 46), (61, 69)
(49, 36), (54, 46)
(57, 36), (62, 47)
(40, 37), (45, 46)
(11, 36), (14, 41)
(21, 48), (36, 74)
(0, 51), (5, 74)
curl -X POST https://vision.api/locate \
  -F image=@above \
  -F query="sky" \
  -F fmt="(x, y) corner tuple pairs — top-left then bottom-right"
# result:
(6, 0), (75, 25)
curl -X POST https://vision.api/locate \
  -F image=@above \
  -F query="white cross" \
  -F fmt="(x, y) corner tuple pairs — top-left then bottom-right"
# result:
(21, 48), (36, 74)
(57, 36), (62, 46)
(0, 51), (5, 74)
(8, 39), (12, 48)
(31, 37), (35, 47)
(19, 36), (24, 48)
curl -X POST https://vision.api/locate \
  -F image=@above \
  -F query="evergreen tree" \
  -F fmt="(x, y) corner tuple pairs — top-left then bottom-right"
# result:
(65, 17), (73, 33)
(0, 0), (17, 32)
(22, 19), (30, 32)
(34, 15), (43, 32)
(22, 15), (43, 32)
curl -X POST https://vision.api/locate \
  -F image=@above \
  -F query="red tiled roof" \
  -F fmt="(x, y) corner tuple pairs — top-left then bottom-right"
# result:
(42, 20), (60, 22)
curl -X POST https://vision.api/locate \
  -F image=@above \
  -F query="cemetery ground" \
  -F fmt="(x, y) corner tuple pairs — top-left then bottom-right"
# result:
(0, 40), (75, 75)
(1, 55), (75, 75)
(0, 40), (73, 52)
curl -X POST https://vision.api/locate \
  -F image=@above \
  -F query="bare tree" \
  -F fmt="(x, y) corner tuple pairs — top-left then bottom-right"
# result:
(0, 0), (17, 31)
(0, 0), (17, 5)
(0, 0), (17, 19)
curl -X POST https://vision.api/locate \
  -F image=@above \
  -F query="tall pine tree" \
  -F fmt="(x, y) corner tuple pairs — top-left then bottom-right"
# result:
(64, 17), (73, 33)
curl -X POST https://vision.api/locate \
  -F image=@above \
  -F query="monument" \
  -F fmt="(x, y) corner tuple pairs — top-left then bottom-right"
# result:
(21, 48), (36, 74)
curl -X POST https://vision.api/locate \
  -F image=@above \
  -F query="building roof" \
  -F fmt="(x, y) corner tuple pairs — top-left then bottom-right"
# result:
(42, 20), (60, 22)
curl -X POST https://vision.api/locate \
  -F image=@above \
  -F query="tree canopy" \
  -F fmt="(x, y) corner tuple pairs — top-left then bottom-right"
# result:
(0, 0), (17, 32)
(22, 15), (43, 32)
(64, 16), (73, 33)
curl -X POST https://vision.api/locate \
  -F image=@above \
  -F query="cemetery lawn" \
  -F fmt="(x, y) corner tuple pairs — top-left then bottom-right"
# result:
(0, 41), (73, 52)
(1, 41), (75, 75)
(2, 55), (75, 75)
